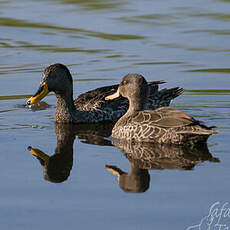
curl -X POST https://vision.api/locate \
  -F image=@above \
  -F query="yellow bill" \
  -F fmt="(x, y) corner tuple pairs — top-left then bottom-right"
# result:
(28, 146), (50, 167)
(105, 89), (120, 100)
(27, 82), (49, 105)
(105, 165), (121, 179)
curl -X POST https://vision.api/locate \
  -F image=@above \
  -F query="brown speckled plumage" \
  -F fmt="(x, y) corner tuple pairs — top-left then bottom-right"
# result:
(28, 63), (183, 123)
(108, 74), (218, 145)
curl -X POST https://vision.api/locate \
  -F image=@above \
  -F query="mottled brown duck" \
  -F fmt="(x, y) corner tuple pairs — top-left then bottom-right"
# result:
(27, 63), (183, 123)
(105, 74), (218, 145)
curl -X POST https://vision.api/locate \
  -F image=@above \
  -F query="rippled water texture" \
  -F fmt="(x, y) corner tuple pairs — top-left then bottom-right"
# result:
(0, 0), (229, 229)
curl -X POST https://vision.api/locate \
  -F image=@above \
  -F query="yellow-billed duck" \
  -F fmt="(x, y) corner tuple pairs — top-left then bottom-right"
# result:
(105, 74), (218, 145)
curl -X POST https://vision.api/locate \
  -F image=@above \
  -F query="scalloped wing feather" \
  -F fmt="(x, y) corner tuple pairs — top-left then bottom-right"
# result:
(131, 108), (194, 128)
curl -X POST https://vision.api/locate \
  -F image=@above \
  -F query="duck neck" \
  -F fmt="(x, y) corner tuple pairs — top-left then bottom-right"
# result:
(125, 84), (148, 116)
(127, 97), (145, 115)
(55, 90), (76, 123)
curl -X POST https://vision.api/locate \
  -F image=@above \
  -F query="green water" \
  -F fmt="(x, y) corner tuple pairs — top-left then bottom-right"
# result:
(0, 0), (229, 229)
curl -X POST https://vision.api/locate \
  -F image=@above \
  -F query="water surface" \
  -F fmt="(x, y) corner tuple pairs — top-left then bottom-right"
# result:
(0, 0), (229, 229)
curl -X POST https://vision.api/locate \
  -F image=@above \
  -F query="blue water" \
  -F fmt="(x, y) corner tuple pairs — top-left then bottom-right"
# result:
(0, 0), (230, 229)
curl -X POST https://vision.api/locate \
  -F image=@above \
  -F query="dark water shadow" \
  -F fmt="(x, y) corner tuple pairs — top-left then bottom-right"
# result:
(106, 141), (220, 193)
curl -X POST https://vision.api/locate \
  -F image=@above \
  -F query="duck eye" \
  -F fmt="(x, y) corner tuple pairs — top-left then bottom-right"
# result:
(122, 80), (128, 85)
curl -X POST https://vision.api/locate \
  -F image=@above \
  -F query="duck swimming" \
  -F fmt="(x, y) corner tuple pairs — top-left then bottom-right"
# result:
(105, 74), (218, 145)
(27, 63), (183, 123)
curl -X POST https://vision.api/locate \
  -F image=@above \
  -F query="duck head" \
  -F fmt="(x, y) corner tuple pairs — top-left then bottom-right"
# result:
(27, 63), (73, 105)
(106, 74), (148, 112)
(106, 74), (148, 100)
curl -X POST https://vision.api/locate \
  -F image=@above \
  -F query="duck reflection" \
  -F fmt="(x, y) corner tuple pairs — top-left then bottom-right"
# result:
(106, 164), (150, 193)
(74, 122), (115, 146)
(106, 141), (219, 193)
(28, 124), (75, 183)
(28, 122), (114, 183)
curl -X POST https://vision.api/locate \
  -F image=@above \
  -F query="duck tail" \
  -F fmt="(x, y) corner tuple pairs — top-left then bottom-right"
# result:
(177, 126), (218, 146)
(148, 80), (166, 85)
(200, 126), (219, 135)
(165, 87), (184, 99)
(196, 129), (219, 135)
(192, 120), (219, 135)
(179, 126), (219, 136)
(156, 87), (184, 107)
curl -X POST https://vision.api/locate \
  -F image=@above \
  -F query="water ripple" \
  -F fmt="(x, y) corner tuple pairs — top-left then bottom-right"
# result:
(0, 17), (145, 40)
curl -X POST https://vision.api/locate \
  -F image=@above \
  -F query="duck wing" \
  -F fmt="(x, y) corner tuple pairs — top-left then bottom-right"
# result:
(74, 84), (122, 111)
(113, 107), (218, 144)
(131, 107), (203, 128)
(74, 81), (166, 112)
(145, 86), (184, 109)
